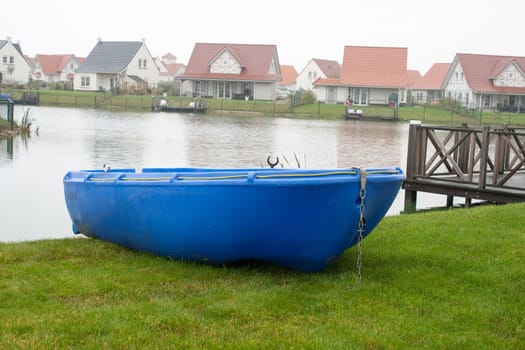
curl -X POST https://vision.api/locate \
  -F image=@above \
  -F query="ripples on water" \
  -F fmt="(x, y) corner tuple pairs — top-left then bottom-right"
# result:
(1, 106), (413, 242)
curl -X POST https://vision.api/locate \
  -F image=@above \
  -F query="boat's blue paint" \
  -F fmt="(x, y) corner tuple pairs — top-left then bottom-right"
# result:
(63, 167), (404, 271)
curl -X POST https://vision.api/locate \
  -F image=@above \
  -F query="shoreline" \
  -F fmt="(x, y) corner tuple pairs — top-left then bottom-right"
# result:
(0, 126), (21, 139)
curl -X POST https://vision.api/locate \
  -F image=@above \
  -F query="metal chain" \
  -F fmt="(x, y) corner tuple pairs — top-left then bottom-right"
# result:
(352, 167), (366, 290)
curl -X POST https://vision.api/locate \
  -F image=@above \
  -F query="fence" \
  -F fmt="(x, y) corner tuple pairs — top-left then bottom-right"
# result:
(404, 122), (525, 212)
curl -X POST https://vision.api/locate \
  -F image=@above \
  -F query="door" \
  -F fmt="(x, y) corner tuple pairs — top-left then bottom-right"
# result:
(216, 81), (232, 99)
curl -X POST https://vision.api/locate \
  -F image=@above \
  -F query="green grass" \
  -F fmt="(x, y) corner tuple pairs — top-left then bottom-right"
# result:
(1, 203), (524, 349)
(3, 88), (525, 126)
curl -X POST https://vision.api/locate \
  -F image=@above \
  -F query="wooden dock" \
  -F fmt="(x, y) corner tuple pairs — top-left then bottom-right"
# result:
(403, 121), (525, 212)
(344, 106), (398, 121)
(152, 97), (206, 113)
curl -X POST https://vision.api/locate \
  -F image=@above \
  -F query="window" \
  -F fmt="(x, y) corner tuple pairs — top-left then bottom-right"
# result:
(9, 56), (14, 64)
(360, 89), (367, 105)
(80, 76), (91, 87)
(483, 94), (491, 107)
(138, 59), (147, 69)
(2, 56), (6, 64)
(193, 80), (207, 93)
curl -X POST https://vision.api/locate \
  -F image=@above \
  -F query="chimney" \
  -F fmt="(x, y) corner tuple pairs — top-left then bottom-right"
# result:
(6, 36), (12, 43)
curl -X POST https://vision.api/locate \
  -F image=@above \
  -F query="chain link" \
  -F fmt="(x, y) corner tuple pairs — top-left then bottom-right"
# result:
(352, 168), (366, 290)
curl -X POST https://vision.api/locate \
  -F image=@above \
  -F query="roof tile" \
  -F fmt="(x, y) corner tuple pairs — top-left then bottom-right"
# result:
(340, 46), (408, 87)
(412, 63), (450, 90)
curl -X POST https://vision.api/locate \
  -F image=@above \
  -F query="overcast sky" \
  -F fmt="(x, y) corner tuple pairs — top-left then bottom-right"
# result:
(5, 0), (523, 74)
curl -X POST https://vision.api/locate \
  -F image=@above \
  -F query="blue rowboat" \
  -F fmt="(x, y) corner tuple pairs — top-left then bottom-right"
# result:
(63, 167), (404, 272)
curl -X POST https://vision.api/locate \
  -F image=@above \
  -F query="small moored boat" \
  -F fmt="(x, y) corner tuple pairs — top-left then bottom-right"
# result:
(63, 167), (403, 271)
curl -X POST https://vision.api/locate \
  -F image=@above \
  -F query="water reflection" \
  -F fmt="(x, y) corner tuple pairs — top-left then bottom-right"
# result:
(1, 137), (13, 161)
(1, 106), (419, 243)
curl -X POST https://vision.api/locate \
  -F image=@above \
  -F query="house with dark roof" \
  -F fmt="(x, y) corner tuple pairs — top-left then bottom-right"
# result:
(31, 54), (82, 83)
(296, 58), (340, 95)
(442, 53), (525, 111)
(0, 37), (31, 84)
(315, 46), (408, 105)
(74, 39), (159, 92)
(411, 63), (450, 105)
(179, 43), (281, 100)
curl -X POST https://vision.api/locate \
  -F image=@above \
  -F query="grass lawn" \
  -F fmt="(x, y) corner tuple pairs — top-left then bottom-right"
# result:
(1, 203), (524, 349)
(3, 88), (525, 126)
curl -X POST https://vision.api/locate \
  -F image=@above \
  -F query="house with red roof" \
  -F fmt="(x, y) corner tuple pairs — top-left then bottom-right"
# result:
(31, 54), (82, 83)
(442, 53), (525, 111)
(279, 65), (298, 91)
(157, 53), (186, 83)
(296, 58), (340, 96)
(406, 70), (422, 89)
(179, 43), (281, 100)
(315, 46), (408, 105)
(411, 63), (450, 105)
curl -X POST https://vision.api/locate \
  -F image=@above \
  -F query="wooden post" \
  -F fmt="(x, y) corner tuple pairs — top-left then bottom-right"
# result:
(478, 126), (490, 190)
(446, 195), (454, 208)
(404, 120), (422, 213)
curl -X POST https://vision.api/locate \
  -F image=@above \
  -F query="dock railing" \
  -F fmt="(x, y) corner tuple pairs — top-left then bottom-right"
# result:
(403, 121), (525, 212)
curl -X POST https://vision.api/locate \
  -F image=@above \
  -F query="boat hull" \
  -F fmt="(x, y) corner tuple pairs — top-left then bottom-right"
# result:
(63, 167), (403, 271)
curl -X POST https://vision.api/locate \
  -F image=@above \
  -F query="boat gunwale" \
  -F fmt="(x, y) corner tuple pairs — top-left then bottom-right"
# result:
(63, 167), (404, 185)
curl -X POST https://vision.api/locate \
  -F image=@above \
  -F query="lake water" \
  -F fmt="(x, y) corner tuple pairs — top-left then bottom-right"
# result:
(0, 106), (444, 243)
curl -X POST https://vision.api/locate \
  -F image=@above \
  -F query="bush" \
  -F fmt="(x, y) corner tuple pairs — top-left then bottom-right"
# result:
(300, 89), (316, 105)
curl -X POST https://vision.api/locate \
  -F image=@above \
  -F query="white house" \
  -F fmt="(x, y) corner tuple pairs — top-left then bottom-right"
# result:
(74, 39), (160, 92)
(31, 54), (82, 83)
(0, 37), (31, 84)
(296, 58), (340, 95)
(279, 65), (298, 91)
(442, 53), (525, 111)
(179, 43), (281, 101)
(315, 46), (408, 106)
(411, 63), (450, 105)
(156, 53), (186, 83)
